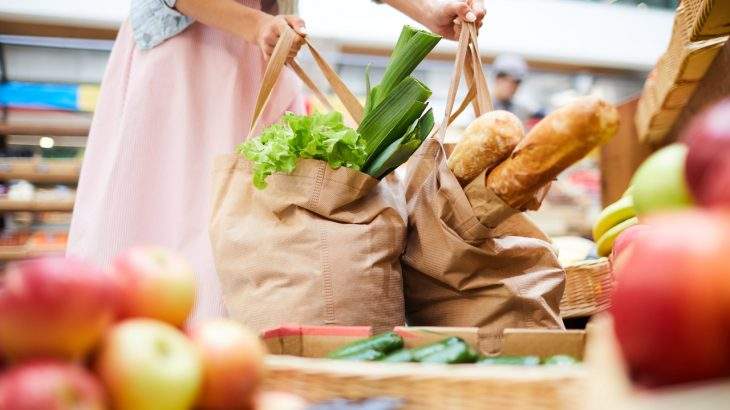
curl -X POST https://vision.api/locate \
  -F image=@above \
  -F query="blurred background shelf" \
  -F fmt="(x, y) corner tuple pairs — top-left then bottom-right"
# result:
(0, 198), (74, 212)
(0, 110), (92, 136)
(0, 243), (65, 261)
(0, 158), (81, 183)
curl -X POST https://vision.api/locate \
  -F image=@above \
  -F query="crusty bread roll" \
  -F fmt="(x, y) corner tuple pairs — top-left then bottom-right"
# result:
(448, 110), (524, 185)
(486, 96), (619, 209)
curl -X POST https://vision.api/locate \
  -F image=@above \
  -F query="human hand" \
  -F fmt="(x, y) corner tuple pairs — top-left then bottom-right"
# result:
(425, 0), (485, 40)
(255, 14), (307, 59)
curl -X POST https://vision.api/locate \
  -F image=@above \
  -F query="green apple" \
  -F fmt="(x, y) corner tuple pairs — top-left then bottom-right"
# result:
(631, 143), (693, 216)
(96, 319), (202, 410)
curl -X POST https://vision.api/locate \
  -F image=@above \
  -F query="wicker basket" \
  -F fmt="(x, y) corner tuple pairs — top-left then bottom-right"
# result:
(264, 356), (586, 409)
(262, 328), (589, 409)
(635, 3), (727, 145)
(680, 0), (730, 40)
(559, 258), (614, 319)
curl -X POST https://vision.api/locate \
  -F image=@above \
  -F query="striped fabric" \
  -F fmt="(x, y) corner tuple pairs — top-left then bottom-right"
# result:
(68, 1), (305, 322)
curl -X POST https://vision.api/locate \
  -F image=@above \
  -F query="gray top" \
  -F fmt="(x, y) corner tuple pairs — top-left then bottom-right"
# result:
(130, 0), (298, 50)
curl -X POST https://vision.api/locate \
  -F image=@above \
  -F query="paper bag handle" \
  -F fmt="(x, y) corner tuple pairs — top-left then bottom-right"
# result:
(247, 26), (364, 139)
(435, 22), (493, 143)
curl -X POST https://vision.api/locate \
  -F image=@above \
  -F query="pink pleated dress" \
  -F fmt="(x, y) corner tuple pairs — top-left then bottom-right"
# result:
(68, 0), (304, 322)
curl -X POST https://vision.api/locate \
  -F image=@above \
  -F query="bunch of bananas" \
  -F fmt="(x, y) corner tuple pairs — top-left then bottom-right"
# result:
(593, 187), (638, 257)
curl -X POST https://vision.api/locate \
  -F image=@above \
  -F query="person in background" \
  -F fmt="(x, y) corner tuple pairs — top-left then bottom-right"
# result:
(492, 53), (531, 122)
(525, 108), (546, 132)
(67, 0), (485, 323)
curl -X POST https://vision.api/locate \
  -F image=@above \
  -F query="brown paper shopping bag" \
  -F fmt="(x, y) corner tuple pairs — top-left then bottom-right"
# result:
(210, 28), (406, 333)
(401, 23), (565, 354)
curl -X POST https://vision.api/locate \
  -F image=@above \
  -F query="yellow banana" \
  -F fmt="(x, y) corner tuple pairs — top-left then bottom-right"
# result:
(622, 185), (634, 198)
(593, 195), (636, 241)
(596, 216), (638, 257)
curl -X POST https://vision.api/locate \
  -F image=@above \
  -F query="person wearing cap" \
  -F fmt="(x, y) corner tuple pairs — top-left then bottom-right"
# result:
(492, 54), (531, 122)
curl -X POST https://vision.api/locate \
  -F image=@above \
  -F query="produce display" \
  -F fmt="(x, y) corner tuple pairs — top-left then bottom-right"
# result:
(241, 25), (440, 188)
(610, 210), (730, 387)
(96, 319), (203, 410)
(326, 333), (579, 366)
(609, 98), (730, 388)
(683, 98), (730, 208)
(631, 143), (693, 215)
(593, 143), (694, 257)
(4, 15), (727, 409)
(608, 223), (648, 269)
(594, 97), (730, 257)
(0, 257), (118, 361)
(112, 246), (197, 326)
(592, 189), (638, 257)
(0, 249), (271, 410)
(0, 360), (107, 410)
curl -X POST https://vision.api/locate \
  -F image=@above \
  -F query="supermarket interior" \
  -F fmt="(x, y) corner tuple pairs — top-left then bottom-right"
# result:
(0, 0), (729, 409)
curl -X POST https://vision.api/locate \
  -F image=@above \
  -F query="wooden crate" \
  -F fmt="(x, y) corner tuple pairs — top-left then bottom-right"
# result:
(584, 316), (730, 410)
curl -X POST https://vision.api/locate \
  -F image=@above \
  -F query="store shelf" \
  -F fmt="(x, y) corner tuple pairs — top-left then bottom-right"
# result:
(0, 110), (92, 136)
(0, 198), (74, 212)
(0, 244), (66, 261)
(0, 158), (81, 183)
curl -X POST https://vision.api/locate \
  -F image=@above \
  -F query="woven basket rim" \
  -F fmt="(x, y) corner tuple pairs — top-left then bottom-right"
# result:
(265, 354), (587, 382)
(563, 257), (609, 269)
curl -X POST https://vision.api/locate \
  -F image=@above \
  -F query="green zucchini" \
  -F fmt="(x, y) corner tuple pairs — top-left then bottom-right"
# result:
(338, 349), (386, 361)
(327, 332), (404, 359)
(419, 340), (478, 364)
(379, 349), (415, 363)
(478, 356), (541, 366)
(543, 355), (579, 365)
(411, 337), (464, 362)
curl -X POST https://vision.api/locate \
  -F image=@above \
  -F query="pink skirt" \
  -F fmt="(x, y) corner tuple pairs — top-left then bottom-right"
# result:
(68, 5), (304, 322)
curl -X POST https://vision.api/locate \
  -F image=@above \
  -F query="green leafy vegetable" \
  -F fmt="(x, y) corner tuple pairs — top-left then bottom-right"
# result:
(364, 26), (441, 117)
(365, 108), (434, 178)
(359, 25), (440, 178)
(239, 111), (366, 189)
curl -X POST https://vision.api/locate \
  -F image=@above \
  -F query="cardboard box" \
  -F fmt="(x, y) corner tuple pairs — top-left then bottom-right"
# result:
(262, 325), (586, 359)
(262, 325), (371, 358)
(393, 326), (478, 350)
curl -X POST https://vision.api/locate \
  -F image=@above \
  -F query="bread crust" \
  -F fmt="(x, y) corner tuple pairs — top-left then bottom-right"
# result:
(447, 110), (524, 185)
(486, 96), (619, 208)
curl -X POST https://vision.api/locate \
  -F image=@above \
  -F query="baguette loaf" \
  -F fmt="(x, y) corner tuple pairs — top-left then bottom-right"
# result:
(486, 96), (619, 209)
(448, 110), (524, 185)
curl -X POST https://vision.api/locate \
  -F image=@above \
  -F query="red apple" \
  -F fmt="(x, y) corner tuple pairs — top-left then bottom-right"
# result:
(112, 246), (196, 326)
(610, 210), (730, 387)
(187, 319), (266, 410)
(609, 224), (649, 272)
(96, 319), (202, 410)
(0, 360), (107, 410)
(0, 257), (118, 361)
(684, 97), (730, 207)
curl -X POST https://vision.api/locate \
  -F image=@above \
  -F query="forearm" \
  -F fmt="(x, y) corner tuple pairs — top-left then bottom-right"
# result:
(381, 0), (435, 24)
(175, 0), (266, 43)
